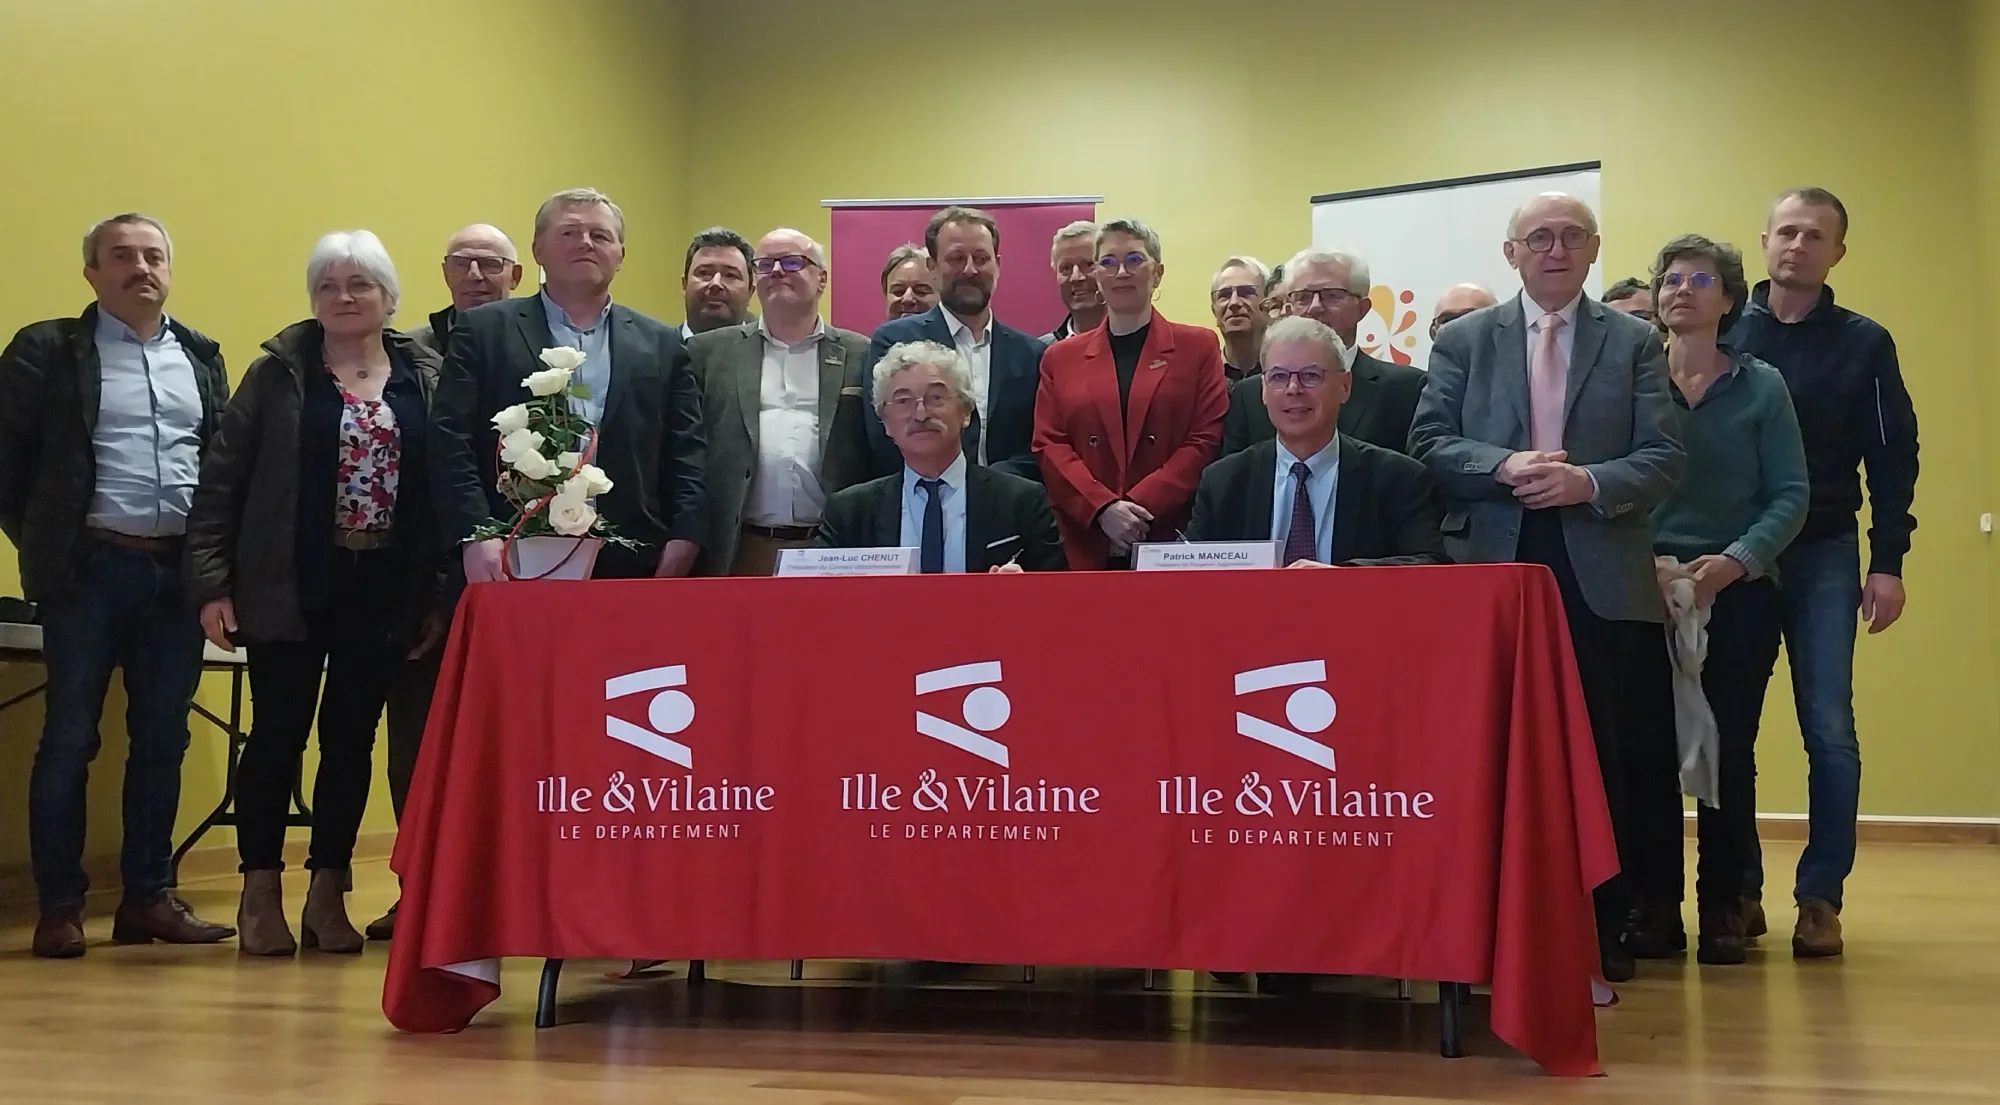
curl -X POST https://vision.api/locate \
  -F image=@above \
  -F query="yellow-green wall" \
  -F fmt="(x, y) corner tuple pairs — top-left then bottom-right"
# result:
(0, 0), (688, 873)
(2, 0), (1996, 886)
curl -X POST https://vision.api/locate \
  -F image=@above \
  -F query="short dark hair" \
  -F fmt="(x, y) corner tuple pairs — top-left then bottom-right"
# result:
(1772, 186), (1849, 240)
(924, 205), (999, 259)
(879, 242), (930, 293)
(1650, 234), (1751, 335)
(682, 226), (753, 279)
(1603, 277), (1650, 304)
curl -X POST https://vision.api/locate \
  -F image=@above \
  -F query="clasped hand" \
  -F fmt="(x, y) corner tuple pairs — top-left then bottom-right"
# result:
(1097, 499), (1154, 553)
(1496, 450), (1593, 509)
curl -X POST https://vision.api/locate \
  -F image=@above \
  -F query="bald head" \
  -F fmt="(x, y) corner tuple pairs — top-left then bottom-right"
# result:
(1430, 283), (1498, 339)
(754, 226), (828, 321)
(1507, 193), (1598, 239)
(440, 223), (523, 312)
(1503, 192), (1600, 311)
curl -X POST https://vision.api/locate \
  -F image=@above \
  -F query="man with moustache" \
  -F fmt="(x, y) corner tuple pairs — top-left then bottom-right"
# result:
(1409, 192), (1683, 983)
(858, 206), (1045, 482)
(1220, 249), (1426, 457)
(690, 228), (870, 575)
(680, 226), (755, 340)
(1728, 187), (1920, 958)
(406, 225), (523, 358)
(0, 213), (237, 956)
(1188, 315), (1445, 566)
(1210, 255), (1271, 381)
(1429, 283), (1498, 341)
(431, 187), (705, 583)
(881, 243), (939, 321)
(1042, 221), (1106, 344)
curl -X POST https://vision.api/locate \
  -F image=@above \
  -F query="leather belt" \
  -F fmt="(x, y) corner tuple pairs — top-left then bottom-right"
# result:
(742, 523), (818, 541)
(86, 528), (181, 555)
(334, 529), (397, 551)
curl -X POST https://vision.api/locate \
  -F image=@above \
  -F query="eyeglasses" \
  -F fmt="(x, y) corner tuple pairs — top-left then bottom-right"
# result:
(752, 254), (819, 276)
(1659, 271), (1717, 290)
(1097, 252), (1152, 274)
(1512, 226), (1594, 253)
(1056, 261), (1096, 280)
(884, 391), (955, 414)
(444, 254), (513, 276)
(1211, 284), (1260, 303)
(1286, 287), (1359, 309)
(1263, 367), (1330, 391)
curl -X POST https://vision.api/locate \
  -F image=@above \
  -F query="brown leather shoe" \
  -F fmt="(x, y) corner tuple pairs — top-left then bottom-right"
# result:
(1622, 902), (1687, 960)
(1793, 898), (1844, 958)
(1696, 907), (1748, 965)
(32, 908), (86, 959)
(1742, 895), (1768, 939)
(364, 900), (398, 942)
(112, 894), (236, 945)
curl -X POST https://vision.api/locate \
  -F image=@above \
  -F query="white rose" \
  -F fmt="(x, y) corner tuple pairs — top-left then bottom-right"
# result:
(547, 486), (598, 536)
(491, 404), (531, 436)
(570, 463), (614, 497)
(556, 451), (582, 474)
(539, 346), (587, 372)
(511, 448), (558, 481)
(498, 428), (544, 465)
(523, 365), (574, 397)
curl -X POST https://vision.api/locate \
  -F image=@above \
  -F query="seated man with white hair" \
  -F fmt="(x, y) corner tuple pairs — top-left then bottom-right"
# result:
(818, 340), (1064, 572)
(1188, 316), (1446, 567)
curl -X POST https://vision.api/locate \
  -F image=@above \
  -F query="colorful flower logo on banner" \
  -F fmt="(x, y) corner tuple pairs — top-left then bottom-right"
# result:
(1356, 285), (1423, 365)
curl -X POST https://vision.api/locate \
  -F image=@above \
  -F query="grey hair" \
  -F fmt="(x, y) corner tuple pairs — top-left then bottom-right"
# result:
(1260, 314), (1349, 373)
(307, 230), (400, 321)
(83, 213), (172, 267)
(534, 187), (626, 243)
(1211, 254), (1270, 291)
(763, 226), (826, 267)
(1507, 192), (1599, 239)
(1283, 248), (1370, 293)
(1049, 220), (1099, 262)
(1095, 217), (1163, 264)
(871, 340), (977, 414)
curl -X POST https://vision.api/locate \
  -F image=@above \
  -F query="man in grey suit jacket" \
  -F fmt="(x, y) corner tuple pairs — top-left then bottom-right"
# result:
(692, 228), (871, 576)
(1408, 193), (1684, 983)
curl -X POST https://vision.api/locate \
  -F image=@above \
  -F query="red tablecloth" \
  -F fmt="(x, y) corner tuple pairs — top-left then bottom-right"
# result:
(384, 566), (1616, 1076)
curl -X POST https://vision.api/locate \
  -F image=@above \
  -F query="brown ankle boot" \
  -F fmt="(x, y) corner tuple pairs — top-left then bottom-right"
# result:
(300, 869), (363, 954)
(238, 871), (297, 957)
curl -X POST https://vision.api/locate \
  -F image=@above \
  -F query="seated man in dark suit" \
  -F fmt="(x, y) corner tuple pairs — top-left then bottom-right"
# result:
(819, 339), (1064, 573)
(1219, 248), (1427, 458)
(1189, 315), (1446, 567)
(850, 206), (1046, 483)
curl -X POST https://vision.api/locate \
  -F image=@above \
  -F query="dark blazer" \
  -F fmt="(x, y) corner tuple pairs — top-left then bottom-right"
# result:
(1219, 349), (1426, 458)
(429, 293), (704, 579)
(688, 320), (869, 575)
(1409, 295), (1682, 623)
(816, 462), (1066, 572)
(1186, 436), (1448, 566)
(1032, 311), (1228, 569)
(858, 305), (1044, 482)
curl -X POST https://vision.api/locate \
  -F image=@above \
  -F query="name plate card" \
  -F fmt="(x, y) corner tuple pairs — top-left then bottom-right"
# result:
(775, 547), (920, 577)
(1132, 541), (1282, 571)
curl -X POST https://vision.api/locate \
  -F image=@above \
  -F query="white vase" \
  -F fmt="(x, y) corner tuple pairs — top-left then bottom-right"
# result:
(505, 535), (602, 581)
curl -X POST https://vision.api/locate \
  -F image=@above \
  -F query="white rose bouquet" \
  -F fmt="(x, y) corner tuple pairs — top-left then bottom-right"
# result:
(467, 346), (636, 554)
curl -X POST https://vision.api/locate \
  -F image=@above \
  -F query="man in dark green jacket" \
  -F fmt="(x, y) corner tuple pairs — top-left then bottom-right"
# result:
(0, 213), (236, 957)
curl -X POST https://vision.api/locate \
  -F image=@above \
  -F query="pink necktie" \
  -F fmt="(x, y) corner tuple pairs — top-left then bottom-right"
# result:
(1530, 312), (1567, 453)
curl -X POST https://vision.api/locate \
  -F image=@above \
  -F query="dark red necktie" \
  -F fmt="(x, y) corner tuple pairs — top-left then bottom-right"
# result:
(1283, 460), (1317, 565)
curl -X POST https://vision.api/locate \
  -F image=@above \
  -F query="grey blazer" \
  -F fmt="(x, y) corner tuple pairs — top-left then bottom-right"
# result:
(1408, 294), (1684, 623)
(690, 320), (870, 575)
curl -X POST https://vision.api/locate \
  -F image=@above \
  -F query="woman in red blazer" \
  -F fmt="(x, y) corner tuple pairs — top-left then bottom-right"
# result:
(1032, 218), (1228, 569)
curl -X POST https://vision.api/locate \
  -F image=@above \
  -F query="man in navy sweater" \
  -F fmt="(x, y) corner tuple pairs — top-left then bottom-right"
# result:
(1728, 187), (1920, 960)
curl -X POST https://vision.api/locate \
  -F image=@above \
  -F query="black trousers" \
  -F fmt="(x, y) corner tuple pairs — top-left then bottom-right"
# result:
(236, 549), (406, 872)
(1628, 577), (1783, 913)
(384, 643), (444, 822)
(1514, 510), (1667, 933)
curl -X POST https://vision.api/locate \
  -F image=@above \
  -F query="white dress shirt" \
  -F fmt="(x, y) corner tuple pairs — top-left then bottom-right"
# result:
(898, 452), (969, 573)
(942, 309), (993, 464)
(1270, 435), (1341, 563)
(745, 317), (826, 526)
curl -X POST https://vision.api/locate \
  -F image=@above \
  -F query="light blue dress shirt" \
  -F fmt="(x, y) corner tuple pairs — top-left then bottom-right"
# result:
(899, 452), (969, 573)
(1270, 436), (1341, 563)
(88, 311), (203, 537)
(541, 292), (612, 425)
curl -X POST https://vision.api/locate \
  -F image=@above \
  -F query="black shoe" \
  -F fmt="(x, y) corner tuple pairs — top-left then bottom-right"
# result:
(1697, 907), (1748, 965)
(1742, 895), (1767, 940)
(1599, 936), (1636, 983)
(1623, 903), (1687, 960)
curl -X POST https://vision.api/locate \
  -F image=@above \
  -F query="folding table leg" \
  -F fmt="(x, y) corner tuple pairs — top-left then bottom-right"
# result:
(1142, 968), (1156, 991)
(1438, 981), (1466, 1058)
(1397, 978), (1414, 1001)
(535, 959), (564, 1028)
(688, 959), (706, 985)
(789, 959), (804, 980)
(1021, 965), (1035, 984)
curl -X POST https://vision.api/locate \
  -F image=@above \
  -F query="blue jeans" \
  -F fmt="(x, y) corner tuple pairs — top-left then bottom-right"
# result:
(28, 541), (205, 912)
(1748, 530), (1862, 910)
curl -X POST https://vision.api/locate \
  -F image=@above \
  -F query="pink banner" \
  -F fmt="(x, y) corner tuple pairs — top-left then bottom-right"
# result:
(827, 200), (1099, 337)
